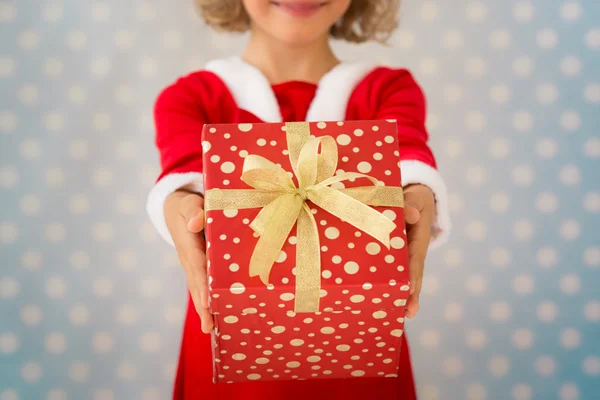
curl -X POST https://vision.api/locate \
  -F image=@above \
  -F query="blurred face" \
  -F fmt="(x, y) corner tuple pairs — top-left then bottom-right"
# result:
(242, 0), (351, 45)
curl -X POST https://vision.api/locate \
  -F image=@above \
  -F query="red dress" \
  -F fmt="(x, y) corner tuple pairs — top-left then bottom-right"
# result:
(146, 57), (451, 400)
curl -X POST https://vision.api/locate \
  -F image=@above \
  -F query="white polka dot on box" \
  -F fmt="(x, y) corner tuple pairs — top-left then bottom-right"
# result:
(201, 121), (410, 383)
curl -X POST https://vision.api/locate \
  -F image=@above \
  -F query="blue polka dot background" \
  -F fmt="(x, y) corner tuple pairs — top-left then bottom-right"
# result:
(0, 1), (599, 399)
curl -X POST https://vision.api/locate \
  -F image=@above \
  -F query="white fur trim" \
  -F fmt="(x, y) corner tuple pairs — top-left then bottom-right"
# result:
(305, 62), (379, 121)
(146, 172), (205, 247)
(204, 57), (283, 123)
(204, 56), (378, 123)
(400, 160), (451, 249)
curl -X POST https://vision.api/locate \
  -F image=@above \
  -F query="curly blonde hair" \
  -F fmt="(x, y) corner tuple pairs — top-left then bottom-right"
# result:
(195, 0), (401, 44)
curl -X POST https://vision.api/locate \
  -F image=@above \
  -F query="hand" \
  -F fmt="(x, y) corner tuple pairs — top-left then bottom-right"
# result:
(165, 189), (214, 333)
(403, 184), (436, 319)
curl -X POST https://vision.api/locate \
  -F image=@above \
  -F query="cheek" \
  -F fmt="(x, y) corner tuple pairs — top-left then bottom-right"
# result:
(242, 0), (272, 22)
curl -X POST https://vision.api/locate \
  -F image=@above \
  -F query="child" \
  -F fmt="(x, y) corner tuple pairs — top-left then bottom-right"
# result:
(146, 1), (451, 399)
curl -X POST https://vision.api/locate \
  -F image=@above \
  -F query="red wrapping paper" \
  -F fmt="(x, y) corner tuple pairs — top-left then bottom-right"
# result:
(202, 120), (410, 384)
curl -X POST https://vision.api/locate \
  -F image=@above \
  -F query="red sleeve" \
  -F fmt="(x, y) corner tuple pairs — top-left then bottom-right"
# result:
(153, 70), (237, 181)
(346, 67), (436, 169)
(147, 71), (236, 246)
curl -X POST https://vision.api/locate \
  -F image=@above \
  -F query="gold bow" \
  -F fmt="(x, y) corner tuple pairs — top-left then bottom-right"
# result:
(205, 122), (404, 312)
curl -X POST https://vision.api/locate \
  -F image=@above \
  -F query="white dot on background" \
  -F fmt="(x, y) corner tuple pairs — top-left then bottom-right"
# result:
(512, 329), (534, 349)
(490, 192), (510, 213)
(161, 30), (182, 49)
(537, 29), (558, 49)
(466, 2), (488, 22)
(21, 305), (42, 326)
(560, 1), (582, 22)
(466, 220), (487, 241)
(512, 56), (534, 77)
(449, 193), (464, 213)
(419, 57), (438, 76)
(93, 277), (114, 297)
(586, 28), (600, 49)
(444, 302), (463, 322)
(583, 192), (600, 213)
(21, 250), (42, 269)
(45, 223), (66, 242)
(43, 3), (63, 21)
(442, 357), (463, 377)
(419, 330), (440, 349)
(91, 2), (111, 21)
(513, 1), (535, 22)
(512, 165), (534, 186)
(115, 85), (135, 105)
(560, 56), (582, 77)
(465, 111), (486, 132)
(117, 305), (138, 325)
(114, 30), (135, 50)
(537, 246), (558, 268)
(584, 137), (600, 158)
(420, 2), (440, 22)
(466, 383), (487, 400)
(93, 222), (114, 241)
(489, 356), (510, 377)
(141, 388), (161, 400)
(490, 247), (512, 267)
(583, 356), (600, 376)
(537, 301), (559, 322)
(44, 112), (65, 131)
(535, 192), (559, 213)
(559, 382), (579, 400)
(535, 355), (556, 376)
(0, 3), (17, 22)
(45, 332), (67, 354)
(18, 83), (39, 105)
(489, 302), (512, 322)
(66, 30), (87, 50)
(21, 362), (42, 382)
(43, 57), (64, 77)
(18, 30), (40, 50)
(559, 219), (580, 241)
(93, 167), (113, 186)
(421, 384), (439, 400)
(0, 110), (18, 133)
(466, 275), (487, 295)
(70, 250), (90, 269)
(46, 167), (65, 188)
(20, 138), (42, 160)
(513, 219), (534, 241)
(69, 194), (90, 214)
(93, 389), (115, 400)
(536, 138), (558, 159)
(139, 57), (158, 77)
(0, 166), (18, 188)
(68, 84), (87, 104)
(69, 361), (90, 382)
(0, 56), (17, 78)
(395, 30), (415, 49)
(69, 139), (88, 160)
(512, 384), (533, 400)
(490, 30), (511, 49)
(559, 274), (581, 295)
(0, 277), (20, 299)
(90, 57), (111, 76)
(117, 140), (136, 159)
(584, 301), (600, 322)
(512, 273), (534, 294)
(584, 84), (600, 103)
(444, 84), (463, 103)
(560, 328), (581, 349)
(513, 111), (534, 132)
(69, 305), (90, 326)
(0, 332), (20, 354)
(445, 248), (463, 267)
(466, 330), (488, 350)
(93, 333), (114, 353)
(537, 83), (559, 104)
(443, 30), (464, 49)
(140, 278), (162, 297)
(584, 247), (600, 267)
(45, 277), (67, 298)
(117, 362), (137, 381)
(466, 166), (486, 185)
(490, 83), (511, 103)
(445, 139), (463, 158)
(466, 56), (486, 77)
(140, 332), (161, 353)
(47, 389), (68, 400)
(0, 222), (18, 244)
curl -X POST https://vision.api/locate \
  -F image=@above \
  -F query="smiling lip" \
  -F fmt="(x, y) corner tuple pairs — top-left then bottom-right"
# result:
(271, 1), (327, 17)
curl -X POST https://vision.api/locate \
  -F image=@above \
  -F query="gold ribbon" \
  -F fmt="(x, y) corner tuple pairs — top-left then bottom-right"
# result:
(205, 122), (404, 312)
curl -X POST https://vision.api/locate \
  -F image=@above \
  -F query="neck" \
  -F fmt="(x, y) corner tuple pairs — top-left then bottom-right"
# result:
(241, 28), (340, 85)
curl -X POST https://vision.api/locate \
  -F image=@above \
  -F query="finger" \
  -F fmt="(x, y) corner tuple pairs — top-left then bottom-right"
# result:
(180, 238), (209, 309)
(198, 306), (214, 334)
(407, 211), (432, 296)
(404, 204), (420, 225)
(405, 279), (422, 318)
(179, 194), (205, 233)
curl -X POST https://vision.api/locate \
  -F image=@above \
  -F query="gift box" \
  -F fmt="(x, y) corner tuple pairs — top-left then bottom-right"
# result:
(202, 120), (410, 384)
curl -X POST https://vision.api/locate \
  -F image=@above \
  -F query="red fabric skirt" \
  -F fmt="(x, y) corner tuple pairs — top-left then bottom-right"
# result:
(173, 295), (417, 400)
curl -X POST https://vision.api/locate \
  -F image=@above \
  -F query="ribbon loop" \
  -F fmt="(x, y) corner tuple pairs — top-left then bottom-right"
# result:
(204, 122), (405, 312)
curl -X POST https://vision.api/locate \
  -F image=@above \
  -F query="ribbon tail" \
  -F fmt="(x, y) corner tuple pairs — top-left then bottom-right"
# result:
(294, 204), (321, 313)
(249, 194), (304, 285)
(204, 189), (282, 211)
(309, 186), (397, 248)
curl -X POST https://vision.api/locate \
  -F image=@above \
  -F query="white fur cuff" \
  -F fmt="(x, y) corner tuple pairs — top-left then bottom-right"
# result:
(400, 160), (452, 249)
(146, 172), (205, 247)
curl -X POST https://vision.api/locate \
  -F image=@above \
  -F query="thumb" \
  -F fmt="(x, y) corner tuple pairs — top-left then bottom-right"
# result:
(179, 194), (205, 233)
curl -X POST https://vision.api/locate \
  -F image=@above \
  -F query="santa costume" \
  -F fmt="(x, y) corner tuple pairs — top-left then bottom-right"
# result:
(146, 57), (451, 400)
